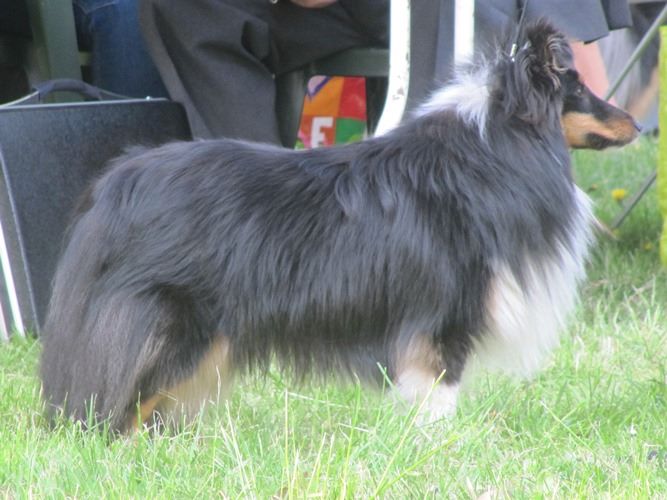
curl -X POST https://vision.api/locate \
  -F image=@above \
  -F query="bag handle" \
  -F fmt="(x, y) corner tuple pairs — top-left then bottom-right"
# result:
(1, 79), (131, 107)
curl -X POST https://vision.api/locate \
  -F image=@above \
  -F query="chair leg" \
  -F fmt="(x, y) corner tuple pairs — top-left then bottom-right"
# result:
(275, 69), (308, 148)
(610, 170), (657, 229)
(365, 77), (388, 135)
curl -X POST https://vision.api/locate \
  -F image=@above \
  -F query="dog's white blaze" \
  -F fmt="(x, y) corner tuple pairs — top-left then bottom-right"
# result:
(476, 188), (594, 377)
(416, 67), (490, 134)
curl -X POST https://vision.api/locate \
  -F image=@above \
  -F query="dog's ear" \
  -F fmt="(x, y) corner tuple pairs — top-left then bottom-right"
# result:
(496, 19), (573, 125)
(522, 20), (573, 89)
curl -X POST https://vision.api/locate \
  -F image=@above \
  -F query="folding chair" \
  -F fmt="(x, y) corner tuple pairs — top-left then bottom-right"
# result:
(607, 2), (667, 228)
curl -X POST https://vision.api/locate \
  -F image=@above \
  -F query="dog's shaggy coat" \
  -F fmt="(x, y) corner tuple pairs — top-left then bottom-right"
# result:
(40, 20), (639, 432)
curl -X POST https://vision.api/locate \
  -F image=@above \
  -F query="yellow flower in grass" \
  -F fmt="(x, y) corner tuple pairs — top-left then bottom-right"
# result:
(611, 188), (628, 202)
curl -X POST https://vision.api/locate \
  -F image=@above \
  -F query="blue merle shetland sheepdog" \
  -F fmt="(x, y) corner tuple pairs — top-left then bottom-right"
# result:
(40, 20), (639, 433)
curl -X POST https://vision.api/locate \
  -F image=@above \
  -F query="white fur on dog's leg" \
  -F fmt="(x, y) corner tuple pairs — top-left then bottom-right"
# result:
(395, 368), (459, 423)
(423, 382), (459, 422)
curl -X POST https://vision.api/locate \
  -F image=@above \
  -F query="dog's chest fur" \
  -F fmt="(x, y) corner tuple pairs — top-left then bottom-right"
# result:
(475, 187), (594, 376)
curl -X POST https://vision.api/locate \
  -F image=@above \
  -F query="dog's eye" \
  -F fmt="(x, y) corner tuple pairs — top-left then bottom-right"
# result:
(575, 84), (584, 97)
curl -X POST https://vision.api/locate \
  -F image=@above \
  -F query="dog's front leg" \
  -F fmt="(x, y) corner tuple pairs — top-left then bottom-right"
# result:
(391, 332), (461, 422)
(394, 368), (459, 422)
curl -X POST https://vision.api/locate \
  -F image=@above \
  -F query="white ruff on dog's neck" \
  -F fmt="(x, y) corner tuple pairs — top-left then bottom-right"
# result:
(416, 67), (490, 135)
(474, 188), (595, 377)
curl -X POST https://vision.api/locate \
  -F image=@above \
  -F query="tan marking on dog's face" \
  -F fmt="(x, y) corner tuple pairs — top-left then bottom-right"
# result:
(561, 111), (639, 149)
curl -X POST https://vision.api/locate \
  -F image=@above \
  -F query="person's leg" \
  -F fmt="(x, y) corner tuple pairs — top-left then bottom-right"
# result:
(139, 0), (281, 141)
(73, 0), (167, 97)
(139, 0), (388, 142)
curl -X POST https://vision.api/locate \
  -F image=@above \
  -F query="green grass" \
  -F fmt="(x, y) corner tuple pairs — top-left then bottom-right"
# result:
(1, 138), (666, 498)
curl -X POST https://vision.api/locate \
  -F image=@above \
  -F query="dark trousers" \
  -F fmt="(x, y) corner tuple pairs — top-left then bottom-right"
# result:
(139, 0), (389, 142)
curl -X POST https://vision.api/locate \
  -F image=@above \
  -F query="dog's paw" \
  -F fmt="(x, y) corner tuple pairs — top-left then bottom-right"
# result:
(393, 370), (459, 424)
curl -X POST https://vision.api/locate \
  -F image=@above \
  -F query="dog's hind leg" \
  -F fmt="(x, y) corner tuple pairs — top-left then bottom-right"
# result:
(126, 337), (232, 432)
(146, 335), (233, 430)
(116, 289), (233, 433)
(43, 278), (230, 434)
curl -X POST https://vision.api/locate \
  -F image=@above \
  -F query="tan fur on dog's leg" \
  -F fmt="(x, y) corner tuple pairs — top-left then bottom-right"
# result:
(156, 336), (232, 427)
(392, 333), (458, 422)
(127, 393), (164, 433)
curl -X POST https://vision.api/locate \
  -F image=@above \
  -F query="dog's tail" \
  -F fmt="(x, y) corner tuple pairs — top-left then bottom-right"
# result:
(39, 166), (197, 432)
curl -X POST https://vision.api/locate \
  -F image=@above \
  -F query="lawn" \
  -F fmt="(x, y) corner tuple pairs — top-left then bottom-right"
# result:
(0, 138), (665, 498)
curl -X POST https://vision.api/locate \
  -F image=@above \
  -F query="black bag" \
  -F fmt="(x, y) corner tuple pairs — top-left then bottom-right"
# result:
(0, 80), (192, 337)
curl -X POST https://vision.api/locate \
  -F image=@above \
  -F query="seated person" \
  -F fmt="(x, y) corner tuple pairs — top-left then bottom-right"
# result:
(74, 0), (167, 97)
(139, 0), (389, 142)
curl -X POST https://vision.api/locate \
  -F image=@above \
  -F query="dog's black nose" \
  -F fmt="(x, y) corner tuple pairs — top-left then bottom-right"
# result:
(634, 120), (643, 133)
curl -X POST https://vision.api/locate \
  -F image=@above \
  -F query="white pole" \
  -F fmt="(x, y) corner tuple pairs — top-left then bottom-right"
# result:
(374, 0), (411, 135)
(455, 0), (475, 62)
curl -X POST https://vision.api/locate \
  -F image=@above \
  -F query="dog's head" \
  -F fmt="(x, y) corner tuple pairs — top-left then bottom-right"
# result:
(493, 19), (640, 149)
(559, 68), (641, 149)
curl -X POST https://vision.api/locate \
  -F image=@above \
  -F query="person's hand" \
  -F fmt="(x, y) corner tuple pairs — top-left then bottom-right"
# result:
(289, 0), (338, 8)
